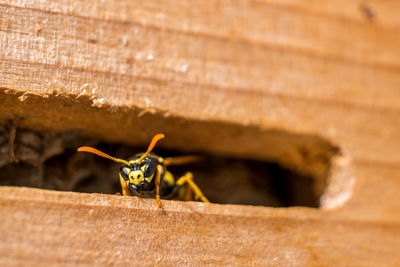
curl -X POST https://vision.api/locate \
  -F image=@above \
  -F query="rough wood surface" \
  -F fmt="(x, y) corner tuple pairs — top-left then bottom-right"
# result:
(1, 187), (399, 266)
(0, 0), (400, 265)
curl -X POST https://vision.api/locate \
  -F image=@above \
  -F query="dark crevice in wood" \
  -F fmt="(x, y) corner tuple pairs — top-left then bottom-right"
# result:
(0, 123), (340, 208)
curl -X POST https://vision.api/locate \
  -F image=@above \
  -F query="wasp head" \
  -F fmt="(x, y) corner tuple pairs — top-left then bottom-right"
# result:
(119, 156), (157, 190)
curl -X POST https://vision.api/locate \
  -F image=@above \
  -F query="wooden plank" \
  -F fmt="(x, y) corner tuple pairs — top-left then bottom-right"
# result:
(0, 187), (399, 266)
(336, 162), (400, 220)
(1, 0), (400, 164)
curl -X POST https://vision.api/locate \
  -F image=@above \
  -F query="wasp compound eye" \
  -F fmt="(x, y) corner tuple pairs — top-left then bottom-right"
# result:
(143, 162), (157, 178)
(120, 166), (129, 180)
(143, 164), (150, 177)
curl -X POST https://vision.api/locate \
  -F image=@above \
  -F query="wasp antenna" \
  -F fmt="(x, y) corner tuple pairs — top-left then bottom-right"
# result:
(138, 133), (165, 163)
(77, 146), (131, 166)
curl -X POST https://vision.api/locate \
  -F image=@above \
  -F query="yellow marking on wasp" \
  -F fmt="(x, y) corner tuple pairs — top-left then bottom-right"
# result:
(128, 170), (145, 186)
(163, 171), (175, 187)
(145, 174), (154, 183)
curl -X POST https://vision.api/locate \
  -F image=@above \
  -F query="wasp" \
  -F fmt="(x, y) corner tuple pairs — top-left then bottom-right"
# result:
(77, 134), (209, 207)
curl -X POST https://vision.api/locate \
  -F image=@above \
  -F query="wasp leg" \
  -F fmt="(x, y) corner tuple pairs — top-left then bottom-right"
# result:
(155, 165), (163, 208)
(119, 175), (131, 196)
(176, 172), (209, 203)
(163, 155), (201, 166)
(184, 182), (193, 201)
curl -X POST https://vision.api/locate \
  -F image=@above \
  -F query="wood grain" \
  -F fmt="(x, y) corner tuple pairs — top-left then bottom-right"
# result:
(0, 0), (400, 265)
(0, 187), (399, 266)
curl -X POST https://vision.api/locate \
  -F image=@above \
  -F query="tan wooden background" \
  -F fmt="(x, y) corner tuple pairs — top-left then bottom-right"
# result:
(0, 0), (400, 265)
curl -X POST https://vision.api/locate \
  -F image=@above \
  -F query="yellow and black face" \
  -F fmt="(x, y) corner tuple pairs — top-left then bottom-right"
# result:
(77, 133), (165, 192)
(119, 156), (157, 190)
